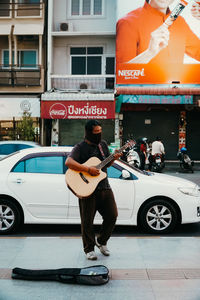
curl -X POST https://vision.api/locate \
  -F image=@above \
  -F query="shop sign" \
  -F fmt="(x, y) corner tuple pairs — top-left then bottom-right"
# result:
(41, 101), (115, 119)
(0, 97), (40, 119)
(120, 95), (193, 105)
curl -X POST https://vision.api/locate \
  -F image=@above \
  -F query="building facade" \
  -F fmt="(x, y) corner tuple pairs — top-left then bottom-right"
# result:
(41, 0), (116, 146)
(0, 0), (46, 141)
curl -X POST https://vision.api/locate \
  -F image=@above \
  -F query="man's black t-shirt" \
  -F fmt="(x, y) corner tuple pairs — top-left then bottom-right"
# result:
(69, 140), (111, 190)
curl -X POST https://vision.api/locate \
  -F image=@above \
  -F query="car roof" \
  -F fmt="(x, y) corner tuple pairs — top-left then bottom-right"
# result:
(0, 140), (41, 146)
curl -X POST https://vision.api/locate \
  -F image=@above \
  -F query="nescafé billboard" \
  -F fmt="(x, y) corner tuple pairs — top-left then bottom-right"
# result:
(116, 0), (200, 84)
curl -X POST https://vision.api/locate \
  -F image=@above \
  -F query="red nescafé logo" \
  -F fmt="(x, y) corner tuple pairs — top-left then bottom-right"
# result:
(49, 103), (67, 119)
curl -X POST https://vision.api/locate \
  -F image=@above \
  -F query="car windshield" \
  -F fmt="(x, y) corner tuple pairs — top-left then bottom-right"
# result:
(119, 159), (152, 176)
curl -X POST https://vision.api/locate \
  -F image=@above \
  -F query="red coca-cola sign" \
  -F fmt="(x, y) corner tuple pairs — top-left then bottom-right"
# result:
(49, 103), (67, 119)
(41, 101), (115, 119)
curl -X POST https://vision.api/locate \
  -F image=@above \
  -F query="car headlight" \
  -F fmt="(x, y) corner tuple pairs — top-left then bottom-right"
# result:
(178, 185), (200, 197)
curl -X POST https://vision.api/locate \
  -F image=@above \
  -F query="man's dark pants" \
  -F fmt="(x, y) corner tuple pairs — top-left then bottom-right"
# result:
(79, 189), (118, 254)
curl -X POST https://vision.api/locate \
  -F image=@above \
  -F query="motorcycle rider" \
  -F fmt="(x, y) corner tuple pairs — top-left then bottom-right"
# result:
(149, 137), (165, 171)
(139, 137), (148, 170)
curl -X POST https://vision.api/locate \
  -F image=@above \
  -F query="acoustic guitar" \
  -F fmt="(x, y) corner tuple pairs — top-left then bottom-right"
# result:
(65, 140), (135, 198)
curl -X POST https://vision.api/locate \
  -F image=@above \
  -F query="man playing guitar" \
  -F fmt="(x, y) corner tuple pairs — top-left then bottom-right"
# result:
(65, 120), (122, 260)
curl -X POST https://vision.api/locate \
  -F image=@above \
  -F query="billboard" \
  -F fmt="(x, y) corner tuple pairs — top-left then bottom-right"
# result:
(116, 0), (200, 84)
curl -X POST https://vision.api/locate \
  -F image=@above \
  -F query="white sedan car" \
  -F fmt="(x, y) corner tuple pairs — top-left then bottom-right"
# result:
(0, 147), (200, 235)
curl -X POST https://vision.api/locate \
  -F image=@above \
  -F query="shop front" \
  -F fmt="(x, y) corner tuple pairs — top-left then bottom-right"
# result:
(0, 96), (40, 141)
(41, 92), (115, 146)
(115, 91), (200, 160)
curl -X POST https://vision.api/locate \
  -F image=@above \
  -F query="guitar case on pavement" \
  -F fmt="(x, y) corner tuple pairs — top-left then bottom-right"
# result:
(12, 265), (109, 285)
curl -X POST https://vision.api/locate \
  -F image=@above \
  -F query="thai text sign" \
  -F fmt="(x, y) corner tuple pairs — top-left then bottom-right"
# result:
(41, 101), (115, 119)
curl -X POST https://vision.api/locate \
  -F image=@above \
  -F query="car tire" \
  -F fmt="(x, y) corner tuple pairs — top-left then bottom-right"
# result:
(139, 199), (178, 234)
(0, 199), (21, 235)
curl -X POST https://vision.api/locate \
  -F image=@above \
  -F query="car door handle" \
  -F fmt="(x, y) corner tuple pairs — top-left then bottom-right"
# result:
(13, 179), (25, 184)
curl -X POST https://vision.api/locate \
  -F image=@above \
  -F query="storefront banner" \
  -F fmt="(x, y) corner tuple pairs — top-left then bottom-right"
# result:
(121, 94), (193, 104)
(41, 101), (115, 119)
(116, 0), (200, 84)
(116, 94), (193, 112)
(0, 97), (40, 119)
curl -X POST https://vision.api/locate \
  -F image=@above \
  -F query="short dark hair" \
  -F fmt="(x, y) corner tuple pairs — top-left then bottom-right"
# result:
(146, 0), (149, 3)
(156, 136), (161, 141)
(85, 120), (101, 132)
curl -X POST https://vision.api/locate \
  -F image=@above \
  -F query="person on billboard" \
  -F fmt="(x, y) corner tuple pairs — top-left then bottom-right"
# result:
(116, 0), (200, 65)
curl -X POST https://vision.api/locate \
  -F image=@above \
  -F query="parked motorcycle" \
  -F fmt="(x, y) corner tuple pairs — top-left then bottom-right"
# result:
(122, 142), (141, 168)
(150, 153), (165, 173)
(177, 147), (194, 173)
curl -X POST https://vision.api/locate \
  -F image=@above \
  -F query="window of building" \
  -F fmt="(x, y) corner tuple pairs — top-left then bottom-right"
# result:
(3, 50), (37, 68)
(71, 46), (103, 75)
(71, 0), (103, 16)
(0, 0), (10, 17)
(18, 0), (40, 3)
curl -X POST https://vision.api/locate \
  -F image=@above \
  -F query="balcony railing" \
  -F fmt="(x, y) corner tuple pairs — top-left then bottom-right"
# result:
(51, 75), (115, 91)
(0, 65), (41, 86)
(0, 1), (44, 18)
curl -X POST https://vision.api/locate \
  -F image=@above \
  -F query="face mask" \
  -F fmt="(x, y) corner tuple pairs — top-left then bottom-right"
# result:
(85, 132), (102, 145)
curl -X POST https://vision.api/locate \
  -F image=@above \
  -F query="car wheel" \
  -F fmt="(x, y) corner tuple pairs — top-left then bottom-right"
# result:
(0, 199), (21, 234)
(139, 199), (178, 234)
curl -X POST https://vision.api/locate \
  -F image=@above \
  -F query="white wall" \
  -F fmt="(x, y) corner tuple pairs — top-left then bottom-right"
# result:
(52, 36), (115, 74)
(53, 0), (116, 32)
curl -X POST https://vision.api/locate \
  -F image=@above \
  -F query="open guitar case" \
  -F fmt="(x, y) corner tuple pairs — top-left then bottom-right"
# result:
(12, 265), (109, 285)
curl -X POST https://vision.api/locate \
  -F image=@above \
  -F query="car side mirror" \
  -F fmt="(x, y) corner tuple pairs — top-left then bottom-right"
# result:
(121, 170), (131, 179)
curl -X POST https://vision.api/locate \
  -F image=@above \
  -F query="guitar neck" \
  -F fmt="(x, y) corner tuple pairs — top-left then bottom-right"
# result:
(96, 142), (132, 170)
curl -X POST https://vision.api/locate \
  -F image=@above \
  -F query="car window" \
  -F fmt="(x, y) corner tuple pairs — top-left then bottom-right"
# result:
(107, 166), (122, 179)
(108, 163), (138, 180)
(16, 144), (33, 151)
(0, 144), (17, 155)
(12, 156), (67, 174)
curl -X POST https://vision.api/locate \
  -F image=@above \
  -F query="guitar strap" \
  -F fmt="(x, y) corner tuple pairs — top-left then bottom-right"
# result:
(98, 143), (106, 160)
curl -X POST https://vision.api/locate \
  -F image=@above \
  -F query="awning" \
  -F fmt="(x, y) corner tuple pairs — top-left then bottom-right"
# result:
(0, 97), (40, 119)
(116, 86), (200, 95)
(13, 23), (44, 35)
(41, 92), (114, 101)
(0, 24), (11, 35)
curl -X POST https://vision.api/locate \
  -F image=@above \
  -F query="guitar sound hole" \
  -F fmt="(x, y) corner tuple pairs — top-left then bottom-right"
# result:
(79, 173), (89, 184)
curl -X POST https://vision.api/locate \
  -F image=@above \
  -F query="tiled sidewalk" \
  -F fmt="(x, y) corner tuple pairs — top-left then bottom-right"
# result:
(0, 236), (200, 300)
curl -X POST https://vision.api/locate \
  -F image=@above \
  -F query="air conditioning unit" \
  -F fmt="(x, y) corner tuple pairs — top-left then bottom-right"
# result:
(60, 22), (73, 32)
(80, 83), (88, 89)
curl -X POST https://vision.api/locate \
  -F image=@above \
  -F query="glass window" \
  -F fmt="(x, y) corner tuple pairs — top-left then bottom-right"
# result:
(71, 0), (103, 16)
(83, 0), (90, 15)
(70, 47), (86, 55)
(71, 0), (79, 15)
(3, 50), (14, 67)
(106, 57), (115, 74)
(87, 56), (101, 74)
(107, 166), (122, 179)
(13, 161), (25, 172)
(72, 56), (86, 74)
(87, 47), (103, 54)
(0, 0), (10, 17)
(20, 51), (36, 68)
(71, 46), (103, 75)
(16, 144), (33, 151)
(24, 156), (64, 174)
(0, 144), (17, 155)
(94, 0), (102, 15)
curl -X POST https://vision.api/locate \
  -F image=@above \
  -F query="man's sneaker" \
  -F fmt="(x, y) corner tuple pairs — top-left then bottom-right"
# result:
(96, 238), (110, 256)
(86, 251), (97, 260)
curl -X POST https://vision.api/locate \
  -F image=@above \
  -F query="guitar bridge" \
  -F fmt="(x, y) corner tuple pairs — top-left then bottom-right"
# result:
(79, 172), (89, 184)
